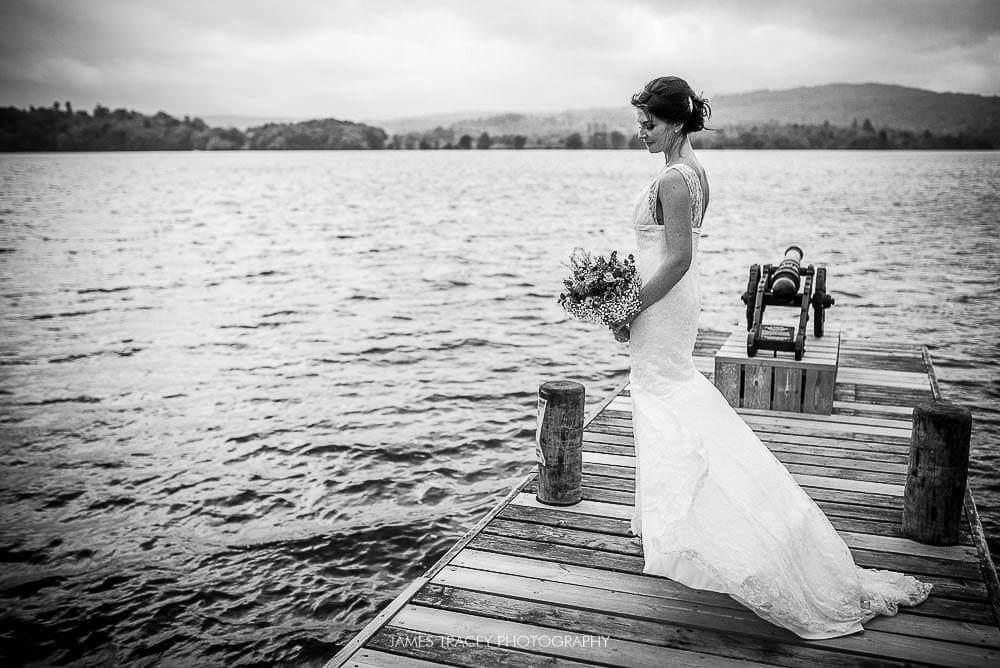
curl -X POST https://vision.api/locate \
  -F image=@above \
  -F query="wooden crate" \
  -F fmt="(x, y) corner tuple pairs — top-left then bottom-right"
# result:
(714, 325), (840, 414)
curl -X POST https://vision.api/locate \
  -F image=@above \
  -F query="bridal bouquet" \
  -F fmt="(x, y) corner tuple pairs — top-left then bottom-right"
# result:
(558, 247), (641, 326)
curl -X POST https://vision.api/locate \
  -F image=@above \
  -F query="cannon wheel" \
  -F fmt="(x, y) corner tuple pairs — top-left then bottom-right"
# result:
(813, 267), (827, 338)
(746, 264), (761, 330)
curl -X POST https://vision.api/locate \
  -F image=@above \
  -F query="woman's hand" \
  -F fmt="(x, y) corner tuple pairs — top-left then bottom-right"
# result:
(611, 321), (631, 343)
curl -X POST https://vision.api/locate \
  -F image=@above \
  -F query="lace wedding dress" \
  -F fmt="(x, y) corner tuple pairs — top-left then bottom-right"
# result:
(627, 162), (932, 639)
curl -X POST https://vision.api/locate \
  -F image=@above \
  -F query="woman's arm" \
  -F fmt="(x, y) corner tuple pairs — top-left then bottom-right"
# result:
(618, 171), (693, 327)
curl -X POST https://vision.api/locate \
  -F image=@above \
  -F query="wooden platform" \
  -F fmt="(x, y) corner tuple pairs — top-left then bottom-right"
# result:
(327, 330), (1000, 667)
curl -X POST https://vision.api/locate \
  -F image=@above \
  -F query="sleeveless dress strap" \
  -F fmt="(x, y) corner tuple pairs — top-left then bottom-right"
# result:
(648, 163), (704, 230)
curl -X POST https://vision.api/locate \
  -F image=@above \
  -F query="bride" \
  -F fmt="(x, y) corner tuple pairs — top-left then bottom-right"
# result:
(609, 76), (933, 639)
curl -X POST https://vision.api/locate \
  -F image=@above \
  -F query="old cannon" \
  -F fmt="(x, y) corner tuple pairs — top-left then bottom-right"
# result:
(740, 246), (835, 360)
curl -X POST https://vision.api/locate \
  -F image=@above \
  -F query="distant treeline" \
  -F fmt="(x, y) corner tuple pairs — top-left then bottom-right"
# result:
(0, 103), (387, 151)
(2, 103), (994, 151)
(393, 118), (996, 150)
(692, 119), (996, 150)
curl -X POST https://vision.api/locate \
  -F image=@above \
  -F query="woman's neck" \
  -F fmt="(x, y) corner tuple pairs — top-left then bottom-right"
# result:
(663, 135), (693, 166)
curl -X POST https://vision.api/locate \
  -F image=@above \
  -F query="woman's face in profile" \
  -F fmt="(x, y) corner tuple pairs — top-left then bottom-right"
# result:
(636, 109), (669, 154)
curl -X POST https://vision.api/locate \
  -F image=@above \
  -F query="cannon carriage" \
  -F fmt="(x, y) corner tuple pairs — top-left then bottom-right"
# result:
(740, 246), (835, 361)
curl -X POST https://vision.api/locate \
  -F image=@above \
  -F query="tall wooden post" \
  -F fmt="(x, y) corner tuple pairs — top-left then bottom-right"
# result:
(902, 401), (972, 545)
(535, 381), (584, 506)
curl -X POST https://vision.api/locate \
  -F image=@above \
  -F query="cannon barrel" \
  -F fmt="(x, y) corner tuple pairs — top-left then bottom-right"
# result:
(771, 245), (803, 302)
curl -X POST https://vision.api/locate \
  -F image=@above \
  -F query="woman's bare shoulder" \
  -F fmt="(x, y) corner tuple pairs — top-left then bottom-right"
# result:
(654, 169), (692, 225)
(656, 168), (692, 201)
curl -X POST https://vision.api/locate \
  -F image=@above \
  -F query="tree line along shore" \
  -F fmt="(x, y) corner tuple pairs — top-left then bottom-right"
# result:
(1, 102), (995, 151)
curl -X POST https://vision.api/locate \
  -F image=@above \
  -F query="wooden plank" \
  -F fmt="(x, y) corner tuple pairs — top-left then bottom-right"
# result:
(738, 420), (911, 445)
(582, 438), (915, 477)
(716, 348), (841, 365)
(797, 484), (907, 510)
(838, 367), (931, 383)
(578, 453), (922, 515)
(771, 365), (802, 411)
(833, 400), (917, 419)
(838, 530), (978, 562)
(436, 564), (1000, 660)
(608, 398), (914, 430)
(365, 628), (599, 667)
(593, 411), (913, 441)
(741, 413), (912, 439)
(344, 646), (453, 667)
(764, 446), (909, 472)
(714, 358), (740, 406)
(499, 499), (631, 535)
(790, 473), (904, 497)
(583, 444), (907, 485)
(413, 580), (999, 667)
(470, 531), (988, 619)
(585, 425), (915, 459)
(693, 355), (715, 375)
(843, 382), (934, 398)
(781, 461), (910, 485)
(743, 363), (772, 409)
(451, 549), (1000, 648)
(501, 499), (974, 565)
(837, 368), (932, 389)
(582, 461), (638, 481)
(512, 492), (629, 520)
(739, 407), (914, 430)
(838, 353), (926, 373)
(749, 430), (911, 454)
(518, 480), (975, 547)
(389, 602), (772, 667)
(582, 451), (633, 468)
(578, 450), (908, 497)
(840, 339), (924, 354)
(714, 347), (841, 364)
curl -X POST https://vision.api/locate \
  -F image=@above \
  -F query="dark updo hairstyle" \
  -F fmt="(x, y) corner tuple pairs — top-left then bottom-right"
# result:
(631, 76), (711, 134)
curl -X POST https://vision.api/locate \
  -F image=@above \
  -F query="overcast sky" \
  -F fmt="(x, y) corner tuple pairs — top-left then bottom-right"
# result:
(1, 0), (997, 121)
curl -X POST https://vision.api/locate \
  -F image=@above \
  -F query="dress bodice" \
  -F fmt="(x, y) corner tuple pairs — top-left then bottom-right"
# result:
(630, 162), (705, 302)
(631, 162), (705, 231)
(627, 162), (705, 392)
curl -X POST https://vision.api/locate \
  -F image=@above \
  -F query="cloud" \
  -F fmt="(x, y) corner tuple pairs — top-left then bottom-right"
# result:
(0, 0), (996, 119)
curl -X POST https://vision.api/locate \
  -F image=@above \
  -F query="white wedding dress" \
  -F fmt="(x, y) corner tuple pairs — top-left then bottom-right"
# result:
(626, 162), (932, 639)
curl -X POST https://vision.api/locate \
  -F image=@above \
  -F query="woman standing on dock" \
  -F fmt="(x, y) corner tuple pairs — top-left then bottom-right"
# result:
(610, 75), (932, 639)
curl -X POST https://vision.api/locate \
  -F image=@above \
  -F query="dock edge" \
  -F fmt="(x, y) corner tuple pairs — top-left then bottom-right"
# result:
(923, 345), (1000, 630)
(323, 376), (631, 668)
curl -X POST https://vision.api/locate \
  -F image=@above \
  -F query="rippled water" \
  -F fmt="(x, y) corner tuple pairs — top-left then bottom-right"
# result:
(1, 149), (997, 666)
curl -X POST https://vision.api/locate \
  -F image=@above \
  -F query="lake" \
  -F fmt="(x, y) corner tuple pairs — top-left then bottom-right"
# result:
(1, 149), (997, 666)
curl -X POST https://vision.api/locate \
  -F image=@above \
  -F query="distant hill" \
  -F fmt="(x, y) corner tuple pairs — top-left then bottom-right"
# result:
(368, 110), (517, 135)
(711, 83), (999, 134)
(376, 83), (1000, 140)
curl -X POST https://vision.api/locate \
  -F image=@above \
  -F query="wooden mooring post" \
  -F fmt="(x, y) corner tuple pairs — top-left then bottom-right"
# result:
(535, 381), (583, 506)
(902, 401), (973, 545)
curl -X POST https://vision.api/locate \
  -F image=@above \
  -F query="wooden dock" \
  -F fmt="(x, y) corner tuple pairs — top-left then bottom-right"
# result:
(327, 329), (1000, 667)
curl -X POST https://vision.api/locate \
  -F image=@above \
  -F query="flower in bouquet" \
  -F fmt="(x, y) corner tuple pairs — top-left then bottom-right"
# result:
(558, 247), (641, 327)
